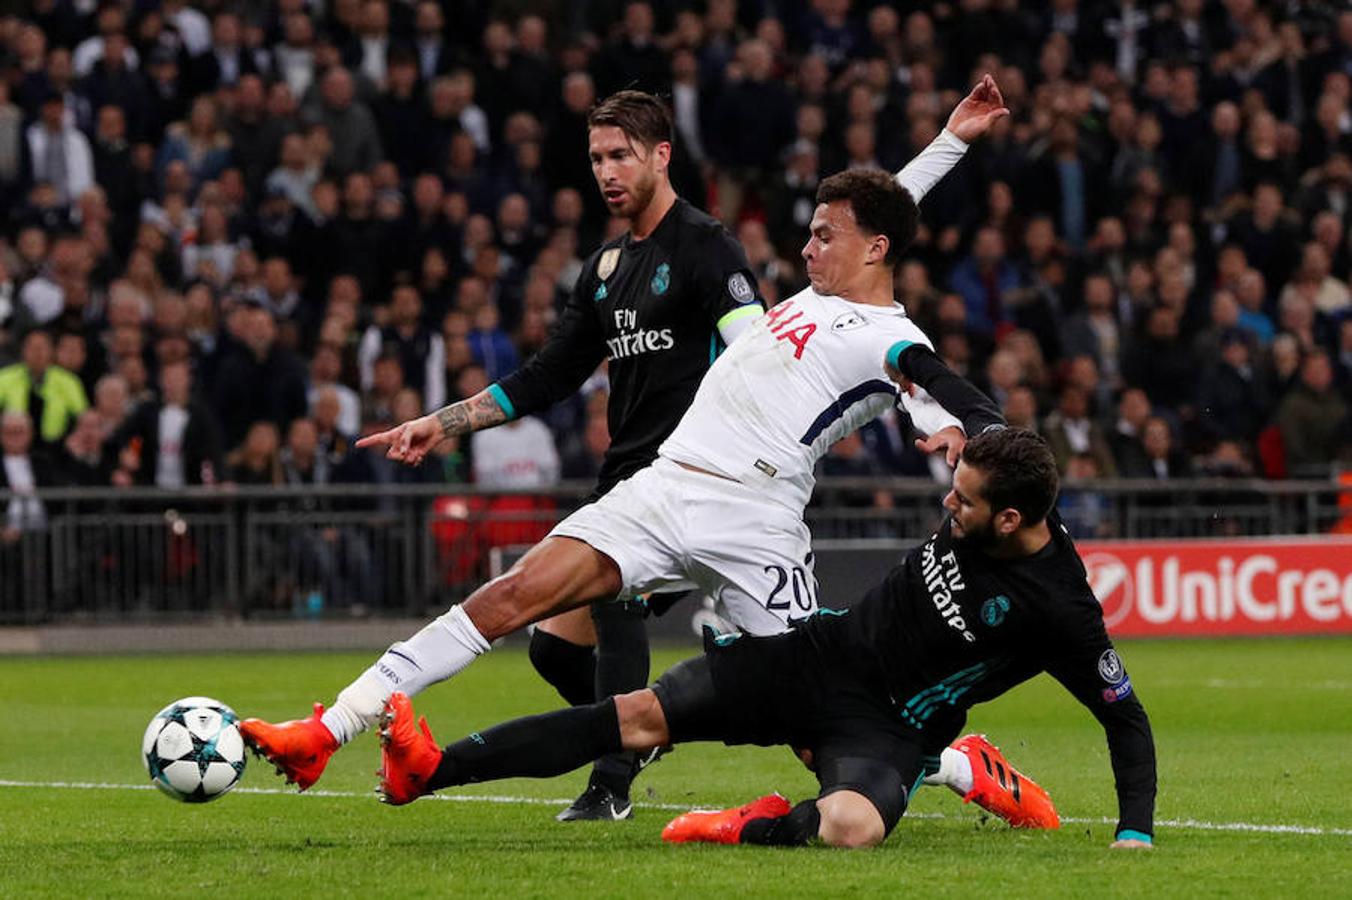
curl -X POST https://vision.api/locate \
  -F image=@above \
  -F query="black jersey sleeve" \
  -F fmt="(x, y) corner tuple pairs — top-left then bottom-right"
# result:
(1040, 583), (1158, 839)
(890, 343), (1006, 436)
(492, 261), (607, 418)
(691, 225), (764, 326)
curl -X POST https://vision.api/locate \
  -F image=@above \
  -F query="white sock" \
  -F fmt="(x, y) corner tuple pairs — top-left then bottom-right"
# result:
(921, 747), (974, 795)
(320, 605), (492, 745)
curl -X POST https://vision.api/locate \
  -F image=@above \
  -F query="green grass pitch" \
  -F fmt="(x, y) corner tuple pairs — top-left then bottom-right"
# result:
(1, 638), (1350, 898)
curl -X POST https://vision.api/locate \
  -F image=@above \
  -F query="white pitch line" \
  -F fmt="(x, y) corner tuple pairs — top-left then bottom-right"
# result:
(3, 778), (1351, 838)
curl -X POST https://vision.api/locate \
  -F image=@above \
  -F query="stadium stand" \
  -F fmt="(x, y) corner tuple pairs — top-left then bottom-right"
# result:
(2, 0), (1351, 619)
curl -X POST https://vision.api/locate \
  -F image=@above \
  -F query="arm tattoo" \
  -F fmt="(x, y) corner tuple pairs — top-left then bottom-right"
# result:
(434, 391), (508, 438)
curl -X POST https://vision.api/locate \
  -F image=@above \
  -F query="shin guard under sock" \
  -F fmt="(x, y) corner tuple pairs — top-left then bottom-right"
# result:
(528, 629), (598, 707)
(428, 698), (622, 790)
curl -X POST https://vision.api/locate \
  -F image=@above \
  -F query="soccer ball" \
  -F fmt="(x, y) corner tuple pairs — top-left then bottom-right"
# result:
(142, 696), (247, 803)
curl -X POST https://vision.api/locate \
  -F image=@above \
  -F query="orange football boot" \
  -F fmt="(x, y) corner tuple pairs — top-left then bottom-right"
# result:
(376, 692), (443, 806)
(951, 733), (1060, 829)
(661, 794), (793, 844)
(240, 702), (339, 791)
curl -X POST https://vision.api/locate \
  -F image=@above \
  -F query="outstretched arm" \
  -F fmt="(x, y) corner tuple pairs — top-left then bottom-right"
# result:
(356, 391), (508, 465)
(894, 74), (1009, 203)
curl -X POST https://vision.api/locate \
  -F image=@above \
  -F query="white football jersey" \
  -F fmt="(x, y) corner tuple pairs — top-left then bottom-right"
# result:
(660, 287), (960, 509)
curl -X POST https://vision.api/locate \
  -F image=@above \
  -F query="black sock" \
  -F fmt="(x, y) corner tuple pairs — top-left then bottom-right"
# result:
(739, 800), (821, 846)
(528, 629), (597, 707)
(428, 699), (622, 791)
(588, 599), (650, 795)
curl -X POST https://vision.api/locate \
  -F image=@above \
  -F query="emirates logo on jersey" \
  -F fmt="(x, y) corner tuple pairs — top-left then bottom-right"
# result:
(608, 308), (674, 359)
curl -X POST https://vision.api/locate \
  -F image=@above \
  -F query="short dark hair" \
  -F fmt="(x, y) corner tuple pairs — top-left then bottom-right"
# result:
(959, 427), (1059, 525)
(815, 169), (919, 266)
(587, 90), (672, 150)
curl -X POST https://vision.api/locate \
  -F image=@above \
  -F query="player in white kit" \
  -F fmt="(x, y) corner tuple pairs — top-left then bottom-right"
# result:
(241, 79), (1034, 818)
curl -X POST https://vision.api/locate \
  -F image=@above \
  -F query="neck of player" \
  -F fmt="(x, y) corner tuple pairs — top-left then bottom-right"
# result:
(839, 262), (897, 307)
(628, 183), (679, 241)
(988, 522), (1053, 560)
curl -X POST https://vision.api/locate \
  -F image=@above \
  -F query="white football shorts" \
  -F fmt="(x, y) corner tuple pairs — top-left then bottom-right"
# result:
(549, 457), (820, 635)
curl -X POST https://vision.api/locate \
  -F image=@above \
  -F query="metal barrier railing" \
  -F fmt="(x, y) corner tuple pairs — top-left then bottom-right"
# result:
(1, 478), (1347, 625)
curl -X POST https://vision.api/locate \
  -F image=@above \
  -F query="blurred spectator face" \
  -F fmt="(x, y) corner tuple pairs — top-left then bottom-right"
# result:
(1146, 307), (1179, 340)
(95, 375), (129, 424)
(552, 188), (583, 226)
(344, 173), (374, 212)
(55, 332), (86, 374)
(1084, 275), (1113, 313)
(623, 1), (654, 42)
(1119, 389), (1150, 431)
(1236, 269), (1265, 310)
(391, 286), (422, 326)
(497, 194), (530, 233)
(243, 421), (280, 461)
(20, 331), (53, 376)
(313, 387), (342, 433)
(311, 344), (343, 384)
(96, 105), (126, 143)
(413, 175), (443, 215)
(391, 388), (422, 423)
(986, 351), (1021, 392)
(456, 365), (488, 399)
(1301, 354), (1334, 393)
(1253, 184), (1282, 224)
(562, 73), (595, 115)
(1058, 386), (1089, 420)
(372, 356), (403, 395)
(1142, 418), (1172, 460)
(1003, 387), (1038, 429)
(1065, 453), (1100, 482)
(67, 410), (103, 454)
(1066, 355), (1099, 393)
(321, 68), (355, 111)
(118, 354), (148, 395)
(243, 307), (277, 355)
(1271, 333), (1301, 380)
(214, 12), (241, 47)
(1221, 334), (1250, 370)
(1212, 101), (1240, 139)
(416, 1), (443, 36)
(1299, 243), (1331, 282)
(1210, 290), (1240, 327)
(262, 258), (293, 297)
(1280, 294), (1314, 332)
(1, 412), (33, 457)
(287, 418), (318, 460)
(159, 361), (192, 406)
(518, 15), (547, 53)
(39, 95), (64, 132)
(973, 228), (1005, 267)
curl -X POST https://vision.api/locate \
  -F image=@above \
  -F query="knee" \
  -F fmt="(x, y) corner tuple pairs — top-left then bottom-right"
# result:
(613, 689), (668, 748)
(816, 794), (886, 849)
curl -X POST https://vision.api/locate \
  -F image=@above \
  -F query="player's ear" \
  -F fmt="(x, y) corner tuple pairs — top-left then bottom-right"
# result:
(652, 140), (672, 171)
(995, 508), (1022, 537)
(867, 233), (889, 265)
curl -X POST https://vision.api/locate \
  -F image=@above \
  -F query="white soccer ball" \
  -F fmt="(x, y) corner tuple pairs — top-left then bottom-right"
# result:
(142, 696), (247, 803)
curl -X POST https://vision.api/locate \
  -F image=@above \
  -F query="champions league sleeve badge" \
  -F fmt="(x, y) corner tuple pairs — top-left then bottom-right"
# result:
(597, 247), (621, 281)
(728, 272), (755, 304)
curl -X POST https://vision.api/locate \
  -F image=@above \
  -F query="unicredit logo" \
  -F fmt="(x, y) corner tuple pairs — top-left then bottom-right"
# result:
(1084, 549), (1352, 628)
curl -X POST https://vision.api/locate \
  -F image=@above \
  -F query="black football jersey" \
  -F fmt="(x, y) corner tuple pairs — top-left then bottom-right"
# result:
(494, 198), (762, 494)
(803, 513), (1157, 836)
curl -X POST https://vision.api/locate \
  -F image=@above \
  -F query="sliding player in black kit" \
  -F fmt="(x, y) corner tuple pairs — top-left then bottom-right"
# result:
(375, 361), (1157, 850)
(243, 91), (766, 818)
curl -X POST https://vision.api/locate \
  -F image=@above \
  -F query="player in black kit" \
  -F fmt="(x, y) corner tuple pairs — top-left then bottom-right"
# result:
(376, 404), (1156, 848)
(243, 91), (766, 813)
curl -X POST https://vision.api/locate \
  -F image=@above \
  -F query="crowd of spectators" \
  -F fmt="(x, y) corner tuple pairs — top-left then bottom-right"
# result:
(2, 0), (1352, 543)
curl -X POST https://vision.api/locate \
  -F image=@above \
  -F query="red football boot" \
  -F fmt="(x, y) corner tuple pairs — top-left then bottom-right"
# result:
(661, 794), (794, 844)
(951, 734), (1060, 829)
(240, 702), (339, 792)
(376, 692), (443, 806)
